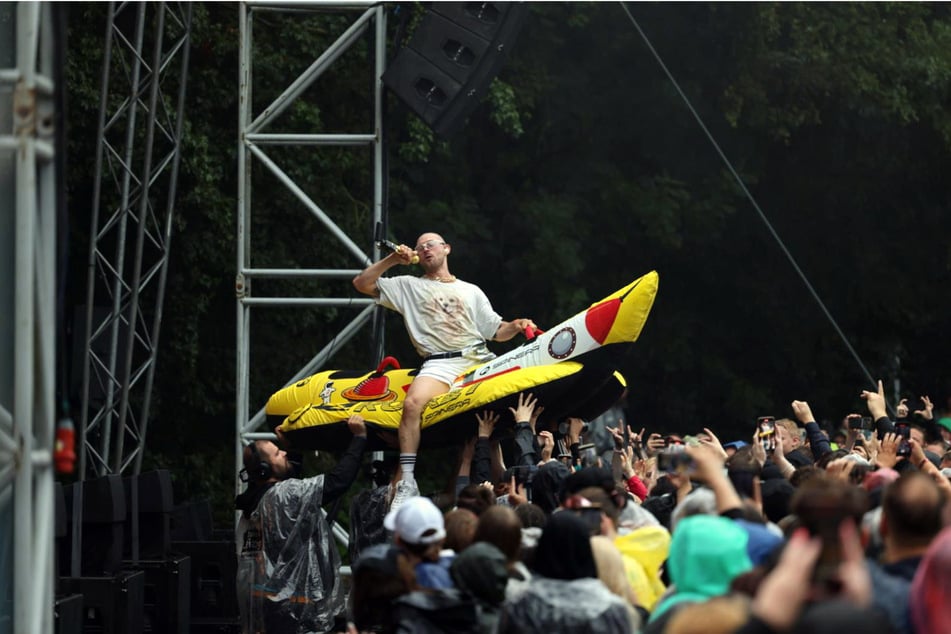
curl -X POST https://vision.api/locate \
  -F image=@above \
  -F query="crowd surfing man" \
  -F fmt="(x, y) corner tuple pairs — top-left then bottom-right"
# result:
(235, 415), (368, 633)
(353, 231), (537, 511)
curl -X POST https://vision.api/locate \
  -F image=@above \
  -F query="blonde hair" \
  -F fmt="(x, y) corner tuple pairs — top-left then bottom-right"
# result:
(590, 536), (637, 605)
(777, 418), (803, 441)
(665, 595), (750, 634)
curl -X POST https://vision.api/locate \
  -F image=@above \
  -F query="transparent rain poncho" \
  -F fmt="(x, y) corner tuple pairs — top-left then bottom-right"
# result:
(497, 576), (635, 633)
(237, 475), (344, 634)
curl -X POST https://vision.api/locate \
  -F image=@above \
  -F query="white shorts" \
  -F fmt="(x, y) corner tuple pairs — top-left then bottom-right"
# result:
(417, 356), (485, 386)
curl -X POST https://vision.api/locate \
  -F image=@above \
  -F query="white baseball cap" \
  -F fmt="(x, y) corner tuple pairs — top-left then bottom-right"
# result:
(383, 496), (446, 545)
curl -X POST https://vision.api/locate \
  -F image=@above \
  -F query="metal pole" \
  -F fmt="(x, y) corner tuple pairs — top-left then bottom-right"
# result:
(236, 1), (254, 505)
(371, 4), (386, 363)
(32, 5), (57, 619)
(114, 2), (166, 472)
(13, 4), (39, 629)
(78, 0), (118, 480)
(135, 3), (192, 473)
(100, 3), (148, 474)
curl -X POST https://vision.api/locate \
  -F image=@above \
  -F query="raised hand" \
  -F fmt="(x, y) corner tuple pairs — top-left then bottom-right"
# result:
(864, 433), (880, 465)
(699, 427), (728, 460)
(876, 432), (900, 469)
(835, 519), (872, 606)
(791, 400), (815, 424)
(918, 395), (934, 420)
(508, 393), (539, 429)
(394, 243), (417, 265)
(897, 399), (910, 419)
(645, 432), (665, 457)
(825, 458), (856, 483)
(606, 425), (625, 450)
(685, 443), (727, 486)
(476, 410), (500, 438)
(751, 431), (767, 467)
(567, 417), (585, 445)
(617, 446), (635, 479)
(538, 431), (555, 462)
(860, 380), (887, 420)
(508, 475), (527, 507)
(347, 414), (368, 437)
(751, 528), (823, 631)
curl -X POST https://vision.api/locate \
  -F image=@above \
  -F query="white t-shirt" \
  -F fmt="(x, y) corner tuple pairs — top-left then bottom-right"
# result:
(376, 276), (502, 357)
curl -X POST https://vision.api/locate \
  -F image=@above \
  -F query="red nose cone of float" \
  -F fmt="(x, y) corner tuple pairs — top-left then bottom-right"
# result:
(584, 298), (621, 344)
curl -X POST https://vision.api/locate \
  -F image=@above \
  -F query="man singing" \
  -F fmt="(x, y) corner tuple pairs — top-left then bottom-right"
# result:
(353, 232), (536, 511)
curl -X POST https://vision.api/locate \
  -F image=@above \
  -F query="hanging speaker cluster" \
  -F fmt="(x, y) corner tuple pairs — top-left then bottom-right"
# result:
(382, 2), (528, 139)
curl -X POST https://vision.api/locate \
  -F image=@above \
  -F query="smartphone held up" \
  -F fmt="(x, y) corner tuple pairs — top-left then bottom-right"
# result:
(757, 416), (777, 452)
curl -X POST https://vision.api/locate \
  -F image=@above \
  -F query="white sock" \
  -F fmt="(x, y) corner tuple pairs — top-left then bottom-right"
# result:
(399, 453), (416, 484)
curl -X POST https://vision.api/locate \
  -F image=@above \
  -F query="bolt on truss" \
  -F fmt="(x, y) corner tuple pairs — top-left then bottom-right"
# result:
(236, 0), (388, 502)
(78, 1), (191, 478)
(0, 3), (59, 632)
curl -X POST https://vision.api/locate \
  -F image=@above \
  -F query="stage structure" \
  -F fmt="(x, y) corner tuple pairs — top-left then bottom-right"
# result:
(235, 0), (388, 510)
(0, 4), (58, 633)
(78, 1), (192, 478)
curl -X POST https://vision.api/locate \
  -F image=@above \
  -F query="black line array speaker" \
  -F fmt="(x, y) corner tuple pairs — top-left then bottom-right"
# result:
(382, 2), (528, 138)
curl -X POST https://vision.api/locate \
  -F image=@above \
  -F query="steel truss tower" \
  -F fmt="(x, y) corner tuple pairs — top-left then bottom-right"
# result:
(79, 2), (192, 477)
(236, 1), (387, 505)
(0, 4), (58, 632)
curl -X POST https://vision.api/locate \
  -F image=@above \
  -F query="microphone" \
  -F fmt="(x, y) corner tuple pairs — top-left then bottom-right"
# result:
(376, 238), (419, 264)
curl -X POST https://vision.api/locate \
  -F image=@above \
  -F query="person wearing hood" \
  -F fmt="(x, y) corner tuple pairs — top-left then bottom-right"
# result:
(644, 515), (753, 632)
(235, 415), (368, 634)
(498, 511), (636, 633)
(450, 542), (511, 633)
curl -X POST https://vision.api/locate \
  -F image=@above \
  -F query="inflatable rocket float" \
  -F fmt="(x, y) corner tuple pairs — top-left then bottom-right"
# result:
(267, 271), (659, 450)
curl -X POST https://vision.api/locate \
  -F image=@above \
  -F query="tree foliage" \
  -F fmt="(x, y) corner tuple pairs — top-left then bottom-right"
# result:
(64, 2), (951, 522)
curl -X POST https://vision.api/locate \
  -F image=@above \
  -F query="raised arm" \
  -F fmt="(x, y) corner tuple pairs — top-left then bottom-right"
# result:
(861, 379), (894, 438)
(791, 400), (831, 460)
(322, 415), (368, 504)
(352, 246), (415, 297)
(509, 393), (541, 467)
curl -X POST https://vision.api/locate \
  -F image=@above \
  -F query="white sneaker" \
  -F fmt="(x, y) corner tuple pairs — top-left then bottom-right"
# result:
(389, 479), (419, 514)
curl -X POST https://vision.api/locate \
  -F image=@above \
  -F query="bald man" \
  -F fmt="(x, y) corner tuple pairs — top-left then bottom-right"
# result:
(867, 471), (947, 633)
(354, 232), (536, 511)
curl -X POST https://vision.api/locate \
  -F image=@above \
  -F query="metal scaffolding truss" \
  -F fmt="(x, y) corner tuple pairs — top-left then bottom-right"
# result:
(78, 1), (192, 478)
(0, 3), (58, 632)
(236, 1), (387, 495)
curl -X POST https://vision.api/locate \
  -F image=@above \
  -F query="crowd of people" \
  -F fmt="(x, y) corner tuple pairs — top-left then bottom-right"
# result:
(234, 233), (951, 633)
(237, 381), (951, 634)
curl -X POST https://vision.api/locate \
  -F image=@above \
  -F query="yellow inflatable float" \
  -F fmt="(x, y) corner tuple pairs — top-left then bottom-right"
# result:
(267, 271), (659, 450)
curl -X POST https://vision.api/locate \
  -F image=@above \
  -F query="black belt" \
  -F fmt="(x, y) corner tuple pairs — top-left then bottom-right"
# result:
(422, 351), (464, 363)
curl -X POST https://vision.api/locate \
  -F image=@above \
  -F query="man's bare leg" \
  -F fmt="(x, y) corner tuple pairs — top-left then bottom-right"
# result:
(397, 376), (450, 485)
